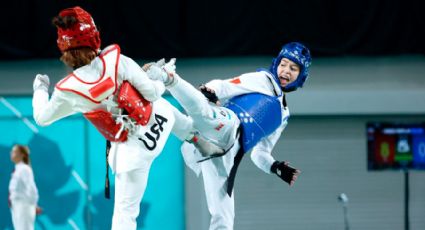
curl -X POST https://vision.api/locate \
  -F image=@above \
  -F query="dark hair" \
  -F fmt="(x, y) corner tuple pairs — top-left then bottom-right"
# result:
(14, 144), (31, 166)
(52, 15), (77, 29)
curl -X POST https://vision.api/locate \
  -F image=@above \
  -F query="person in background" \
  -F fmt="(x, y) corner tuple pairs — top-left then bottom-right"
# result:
(9, 144), (42, 230)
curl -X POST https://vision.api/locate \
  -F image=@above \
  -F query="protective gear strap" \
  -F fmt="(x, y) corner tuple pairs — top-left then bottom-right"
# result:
(196, 142), (234, 163)
(105, 140), (111, 199)
(226, 126), (244, 197)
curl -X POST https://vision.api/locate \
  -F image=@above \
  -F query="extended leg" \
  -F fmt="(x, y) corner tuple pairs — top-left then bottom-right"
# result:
(167, 75), (212, 119)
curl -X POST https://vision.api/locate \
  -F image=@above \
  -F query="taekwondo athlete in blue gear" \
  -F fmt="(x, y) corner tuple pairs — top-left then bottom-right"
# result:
(145, 42), (312, 230)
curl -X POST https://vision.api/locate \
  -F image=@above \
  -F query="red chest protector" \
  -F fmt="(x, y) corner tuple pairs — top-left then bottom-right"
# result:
(55, 44), (152, 142)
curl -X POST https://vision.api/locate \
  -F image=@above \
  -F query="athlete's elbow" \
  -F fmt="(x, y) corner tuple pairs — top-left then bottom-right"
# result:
(144, 94), (159, 102)
(144, 85), (165, 102)
(250, 150), (273, 174)
(250, 150), (261, 166)
(33, 114), (51, 127)
(35, 119), (50, 127)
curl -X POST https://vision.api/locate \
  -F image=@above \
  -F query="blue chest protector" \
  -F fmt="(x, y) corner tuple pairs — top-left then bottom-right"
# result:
(225, 93), (282, 152)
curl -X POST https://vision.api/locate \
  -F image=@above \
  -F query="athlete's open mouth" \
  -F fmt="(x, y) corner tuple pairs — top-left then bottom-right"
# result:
(279, 76), (290, 82)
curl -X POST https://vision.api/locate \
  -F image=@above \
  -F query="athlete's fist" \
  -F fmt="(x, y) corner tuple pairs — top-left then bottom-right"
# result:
(33, 74), (50, 91)
(146, 64), (168, 82)
(199, 84), (220, 105)
(144, 58), (178, 87)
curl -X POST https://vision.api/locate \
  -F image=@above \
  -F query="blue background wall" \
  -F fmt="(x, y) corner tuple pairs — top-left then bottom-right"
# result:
(0, 96), (185, 230)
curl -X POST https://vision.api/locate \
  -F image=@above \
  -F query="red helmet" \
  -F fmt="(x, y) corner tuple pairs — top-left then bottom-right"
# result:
(55, 6), (101, 53)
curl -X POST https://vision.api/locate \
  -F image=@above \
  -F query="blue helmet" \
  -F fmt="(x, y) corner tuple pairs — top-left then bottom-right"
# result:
(270, 42), (312, 92)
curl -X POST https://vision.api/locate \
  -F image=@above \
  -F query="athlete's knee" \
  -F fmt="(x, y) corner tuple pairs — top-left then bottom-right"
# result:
(114, 196), (141, 218)
(210, 213), (234, 230)
(208, 203), (235, 229)
(190, 105), (213, 121)
(112, 212), (137, 230)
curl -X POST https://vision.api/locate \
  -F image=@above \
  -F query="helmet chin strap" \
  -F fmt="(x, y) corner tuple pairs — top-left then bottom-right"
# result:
(282, 85), (298, 92)
(282, 73), (303, 92)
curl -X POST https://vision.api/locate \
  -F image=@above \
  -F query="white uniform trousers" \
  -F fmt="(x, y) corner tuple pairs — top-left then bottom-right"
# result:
(111, 167), (151, 230)
(169, 75), (243, 230)
(182, 136), (241, 230)
(202, 141), (240, 230)
(10, 200), (36, 230)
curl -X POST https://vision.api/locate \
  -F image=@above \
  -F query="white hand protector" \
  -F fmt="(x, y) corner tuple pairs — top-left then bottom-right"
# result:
(162, 58), (178, 87)
(146, 64), (168, 82)
(146, 58), (178, 87)
(33, 74), (50, 91)
(163, 58), (176, 74)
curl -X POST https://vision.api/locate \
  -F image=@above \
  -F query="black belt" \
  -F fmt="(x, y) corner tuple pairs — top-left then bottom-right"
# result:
(105, 140), (111, 199)
(226, 126), (245, 197)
